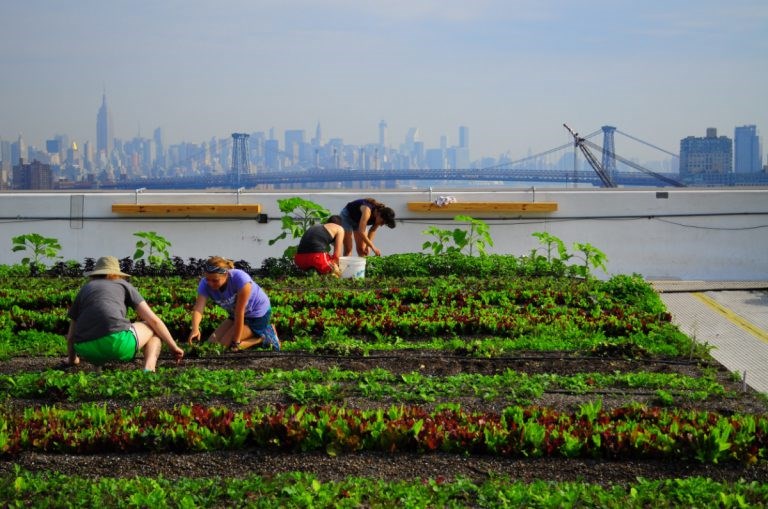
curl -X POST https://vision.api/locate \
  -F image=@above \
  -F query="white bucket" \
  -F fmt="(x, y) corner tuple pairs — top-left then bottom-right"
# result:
(338, 256), (366, 279)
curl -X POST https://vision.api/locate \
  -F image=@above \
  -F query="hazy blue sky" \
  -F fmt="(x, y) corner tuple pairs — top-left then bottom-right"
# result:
(1, 0), (766, 162)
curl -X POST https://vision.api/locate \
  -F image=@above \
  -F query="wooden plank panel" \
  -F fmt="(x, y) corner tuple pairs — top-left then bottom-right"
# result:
(407, 201), (558, 213)
(111, 203), (262, 216)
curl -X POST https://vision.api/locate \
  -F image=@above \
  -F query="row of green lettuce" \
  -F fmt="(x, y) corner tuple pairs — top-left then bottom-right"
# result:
(3, 467), (768, 509)
(0, 365), (732, 407)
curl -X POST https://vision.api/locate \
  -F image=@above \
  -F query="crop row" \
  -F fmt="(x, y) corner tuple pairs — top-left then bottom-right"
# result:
(1, 402), (766, 464)
(0, 274), (695, 358)
(0, 366), (729, 406)
(4, 468), (768, 508)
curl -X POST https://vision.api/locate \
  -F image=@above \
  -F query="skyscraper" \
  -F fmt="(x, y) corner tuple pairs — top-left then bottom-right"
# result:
(264, 139), (280, 170)
(734, 125), (762, 173)
(679, 128), (732, 175)
(11, 134), (26, 165)
(153, 127), (165, 169)
(457, 126), (470, 168)
(379, 120), (388, 150)
(312, 122), (322, 147)
(284, 130), (305, 164)
(458, 126), (469, 149)
(96, 92), (114, 158)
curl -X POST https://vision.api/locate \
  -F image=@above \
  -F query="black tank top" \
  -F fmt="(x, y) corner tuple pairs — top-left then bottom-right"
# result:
(297, 224), (333, 254)
(344, 199), (375, 227)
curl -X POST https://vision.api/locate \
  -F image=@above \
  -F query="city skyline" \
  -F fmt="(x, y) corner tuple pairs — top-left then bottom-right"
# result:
(1, 1), (766, 163)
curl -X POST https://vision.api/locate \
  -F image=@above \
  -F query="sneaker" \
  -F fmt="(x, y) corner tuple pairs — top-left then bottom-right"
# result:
(263, 324), (281, 351)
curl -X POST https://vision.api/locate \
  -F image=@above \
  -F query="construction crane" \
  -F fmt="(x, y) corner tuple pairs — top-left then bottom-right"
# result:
(583, 137), (686, 187)
(563, 123), (616, 187)
(563, 123), (686, 187)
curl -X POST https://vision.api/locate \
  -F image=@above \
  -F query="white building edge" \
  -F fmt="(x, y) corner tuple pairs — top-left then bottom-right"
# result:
(0, 187), (766, 281)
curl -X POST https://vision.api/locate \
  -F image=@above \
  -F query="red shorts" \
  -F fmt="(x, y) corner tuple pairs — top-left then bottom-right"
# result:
(294, 252), (337, 274)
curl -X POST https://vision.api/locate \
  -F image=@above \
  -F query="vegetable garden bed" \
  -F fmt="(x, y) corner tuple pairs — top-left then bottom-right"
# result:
(1, 270), (767, 507)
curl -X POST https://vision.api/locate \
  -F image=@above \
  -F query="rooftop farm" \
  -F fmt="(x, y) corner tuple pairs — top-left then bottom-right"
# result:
(1, 222), (767, 507)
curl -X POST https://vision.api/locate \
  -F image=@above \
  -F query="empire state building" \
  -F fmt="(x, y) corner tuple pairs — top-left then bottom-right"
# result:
(96, 92), (113, 157)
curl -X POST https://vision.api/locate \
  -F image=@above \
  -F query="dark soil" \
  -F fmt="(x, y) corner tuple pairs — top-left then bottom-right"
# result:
(2, 350), (767, 486)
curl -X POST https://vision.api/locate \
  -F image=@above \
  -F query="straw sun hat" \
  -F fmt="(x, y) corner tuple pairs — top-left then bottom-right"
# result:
(84, 256), (130, 277)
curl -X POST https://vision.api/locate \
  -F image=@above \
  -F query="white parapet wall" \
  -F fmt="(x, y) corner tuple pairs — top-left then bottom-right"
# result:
(0, 187), (766, 280)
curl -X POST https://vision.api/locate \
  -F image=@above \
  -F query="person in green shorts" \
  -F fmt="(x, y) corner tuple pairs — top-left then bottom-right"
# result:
(64, 256), (184, 371)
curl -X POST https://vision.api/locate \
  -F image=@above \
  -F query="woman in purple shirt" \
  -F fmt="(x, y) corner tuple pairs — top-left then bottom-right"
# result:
(187, 256), (280, 351)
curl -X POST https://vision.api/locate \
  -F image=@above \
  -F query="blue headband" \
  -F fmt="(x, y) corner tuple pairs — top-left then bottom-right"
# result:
(204, 263), (227, 274)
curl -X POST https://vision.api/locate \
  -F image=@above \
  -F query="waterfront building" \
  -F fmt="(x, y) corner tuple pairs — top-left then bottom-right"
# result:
(734, 125), (762, 173)
(679, 128), (732, 176)
(12, 159), (53, 190)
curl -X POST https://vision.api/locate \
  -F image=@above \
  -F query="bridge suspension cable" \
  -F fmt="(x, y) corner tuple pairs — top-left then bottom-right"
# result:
(582, 139), (685, 187)
(615, 129), (679, 159)
(481, 129), (601, 170)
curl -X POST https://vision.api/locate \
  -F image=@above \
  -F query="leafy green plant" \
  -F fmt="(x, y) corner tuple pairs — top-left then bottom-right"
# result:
(572, 242), (608, 278)
(531, 231), (570, 263)
(529, 232), (608, 278)
(268, 197), (330, 258)
(132, 231), (172, 267)
(421, 215), (494, 256)
(11, 233), (62, 269)
(3, 468), (768, 508)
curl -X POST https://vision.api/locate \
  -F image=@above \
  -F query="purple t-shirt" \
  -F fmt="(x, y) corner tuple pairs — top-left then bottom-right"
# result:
(197, 269), (270, 318)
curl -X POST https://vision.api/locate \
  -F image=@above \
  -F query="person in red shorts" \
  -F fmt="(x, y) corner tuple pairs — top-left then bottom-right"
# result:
(294, 215), (345, 277)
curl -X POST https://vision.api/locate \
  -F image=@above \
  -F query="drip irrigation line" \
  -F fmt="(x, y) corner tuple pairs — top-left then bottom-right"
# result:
(170, 351), (703, 367)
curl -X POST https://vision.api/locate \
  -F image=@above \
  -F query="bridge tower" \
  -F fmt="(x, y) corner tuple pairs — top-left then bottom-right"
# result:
(231, 133), (250, 188)
(601, 126), (617, 180)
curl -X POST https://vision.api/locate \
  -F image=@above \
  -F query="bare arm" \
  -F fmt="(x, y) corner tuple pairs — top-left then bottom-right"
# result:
(136, 301), (183, 358)
(188, 294), (208, 343)
(356, 206), (381, 256)
(329, 224), (344, 259)
(66, 320), (79, 365)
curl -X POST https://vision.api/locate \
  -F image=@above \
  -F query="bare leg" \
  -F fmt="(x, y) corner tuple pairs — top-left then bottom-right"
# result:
(353, 230), (369, 256)
(209, 319), (260, 349)
(66, 321), (80, 365)
(343, 230), (353, 256)
(207, 319), (234, 346)
(133, 322), (162, 371)
(238, 336), (265, 349)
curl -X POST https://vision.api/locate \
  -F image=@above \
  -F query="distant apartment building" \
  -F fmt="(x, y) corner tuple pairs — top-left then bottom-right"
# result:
(12, 159), (54, 190)
(734, 125), (762, 173)
(679, 128), (732, 175)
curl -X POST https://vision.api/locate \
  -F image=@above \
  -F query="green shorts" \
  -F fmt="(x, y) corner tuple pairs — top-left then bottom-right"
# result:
(74, 328), (138, 365)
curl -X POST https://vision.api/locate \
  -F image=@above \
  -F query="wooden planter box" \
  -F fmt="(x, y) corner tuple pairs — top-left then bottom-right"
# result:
(111, 204), (262, 217)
